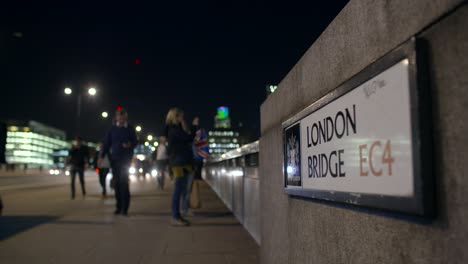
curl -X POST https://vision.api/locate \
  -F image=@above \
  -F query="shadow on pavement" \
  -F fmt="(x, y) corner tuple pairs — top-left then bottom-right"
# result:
(194, 211), (234, 218)
(51, 220), (114, 226)
(0, 216), (58, 241)
(191, 222), (241, 227)
(131, 192), (171, 198)
(131, 212), (172, 217)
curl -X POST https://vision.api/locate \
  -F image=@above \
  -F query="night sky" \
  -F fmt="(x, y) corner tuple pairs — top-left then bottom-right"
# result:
(1, 1), (348, 142)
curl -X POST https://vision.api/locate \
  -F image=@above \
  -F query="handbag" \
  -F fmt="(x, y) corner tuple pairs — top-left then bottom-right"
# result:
(189, 180), (201, 209)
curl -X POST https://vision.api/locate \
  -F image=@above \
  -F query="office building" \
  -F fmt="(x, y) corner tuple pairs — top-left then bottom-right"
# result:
(208, 107), (240, 156)
(2, 120), (70, 168)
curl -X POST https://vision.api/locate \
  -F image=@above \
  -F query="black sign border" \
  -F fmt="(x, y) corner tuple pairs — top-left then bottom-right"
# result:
(282, 37), (433, 217)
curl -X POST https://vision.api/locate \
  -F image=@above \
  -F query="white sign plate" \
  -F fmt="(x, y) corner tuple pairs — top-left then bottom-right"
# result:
(282, 39), (432, 216)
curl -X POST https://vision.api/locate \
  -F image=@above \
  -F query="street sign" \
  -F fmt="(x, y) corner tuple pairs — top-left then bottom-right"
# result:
(282, 38), (433, 216)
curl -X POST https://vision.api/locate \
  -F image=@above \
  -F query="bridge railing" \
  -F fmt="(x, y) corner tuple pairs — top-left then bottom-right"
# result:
(202, 140), (260, 244)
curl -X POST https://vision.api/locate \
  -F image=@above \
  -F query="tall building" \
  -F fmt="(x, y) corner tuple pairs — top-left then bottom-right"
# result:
(1, 120), (70, 168)
(208, 107), (240, 156)
(214, 106), (231, 129)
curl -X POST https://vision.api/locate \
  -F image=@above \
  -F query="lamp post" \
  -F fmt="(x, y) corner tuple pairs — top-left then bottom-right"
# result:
(64, 86), (97, 135)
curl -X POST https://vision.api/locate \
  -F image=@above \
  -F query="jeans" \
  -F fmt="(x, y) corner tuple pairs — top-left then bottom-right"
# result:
(171, 176), (186, 219)
(98, 168), (109, 195)
(71, 167), (86, 198)
(181, 171), (194, 214)
(111, 159), (131, 214)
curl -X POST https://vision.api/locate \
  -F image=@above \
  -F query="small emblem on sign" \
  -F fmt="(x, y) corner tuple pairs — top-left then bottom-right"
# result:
(285, 123), (301, 186)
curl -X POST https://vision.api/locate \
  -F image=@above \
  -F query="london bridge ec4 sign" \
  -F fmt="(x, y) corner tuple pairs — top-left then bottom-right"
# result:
(282, 39), (433, 216)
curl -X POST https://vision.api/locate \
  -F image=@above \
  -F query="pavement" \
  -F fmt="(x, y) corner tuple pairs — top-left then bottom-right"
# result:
(0, 171), (71, 192)
(0, 174), (259, 264)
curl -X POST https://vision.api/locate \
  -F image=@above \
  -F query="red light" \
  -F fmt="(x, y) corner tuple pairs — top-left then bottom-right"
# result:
(116, 105), (122, 111)
(135, 59), (140, 65)
(95, 168), (100, 173)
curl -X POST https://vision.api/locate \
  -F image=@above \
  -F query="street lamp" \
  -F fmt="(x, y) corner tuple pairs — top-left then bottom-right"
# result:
(101, 111), (108, 118)
(63, 85), (98, 134)
(88, 87), (97, 96)
(135, 125), (142, 132)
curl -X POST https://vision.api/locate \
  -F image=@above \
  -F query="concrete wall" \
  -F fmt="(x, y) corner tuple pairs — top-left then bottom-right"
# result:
(259, 0), (468, 263)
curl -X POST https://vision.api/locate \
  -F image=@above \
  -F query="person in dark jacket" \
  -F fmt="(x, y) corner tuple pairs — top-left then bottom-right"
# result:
(68, 136), (89, 199)
(165, 107), (198, 226)
(99, 109), (138, 216)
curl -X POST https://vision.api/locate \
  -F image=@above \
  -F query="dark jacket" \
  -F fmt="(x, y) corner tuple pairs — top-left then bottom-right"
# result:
(101, 124), (138, 162)
(68, 145), (89, 168)
(165, 124), (197, 166)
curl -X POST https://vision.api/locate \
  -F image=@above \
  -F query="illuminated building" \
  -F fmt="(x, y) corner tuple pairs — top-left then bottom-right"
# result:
(214, 106), (231, 129)
(1, 120), (70, 168)
(208, 107), (240, 156)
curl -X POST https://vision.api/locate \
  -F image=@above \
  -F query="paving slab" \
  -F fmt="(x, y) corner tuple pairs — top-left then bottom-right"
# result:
(0, 176), (259, 264)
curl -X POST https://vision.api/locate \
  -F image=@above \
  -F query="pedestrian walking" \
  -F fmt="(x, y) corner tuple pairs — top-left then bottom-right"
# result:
(95, 143), (111, 197)
(67, 136), (88, 199)
(155, 136), (168, 190)
(165, 108), (198, 226)
(99, 108), (138, 216)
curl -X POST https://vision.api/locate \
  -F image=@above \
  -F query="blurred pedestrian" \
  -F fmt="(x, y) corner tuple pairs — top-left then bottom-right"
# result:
(95, 143), (110, 197)
(165, 108), (198, 226)
(190, 124), (210, 209)
(99, 108), (138, 216)
(67, 136), (89, 199)
(155, 136), (168, 190)
(180, 117), (201, 216)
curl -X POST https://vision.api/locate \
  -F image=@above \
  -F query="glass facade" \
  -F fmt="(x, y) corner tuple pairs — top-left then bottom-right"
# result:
(208, 130), (240, 155)
(3, 121), (70, 168)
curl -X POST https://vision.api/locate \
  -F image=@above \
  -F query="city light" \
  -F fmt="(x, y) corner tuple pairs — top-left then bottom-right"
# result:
(101, 111), (108, 118)
(151, 147), (156, 151)
(153, 142), (159, 147)
(147, 135), (153, 141)
(269, 85), (278, 93)
(135, 125), (142, 132)
(64, 87), (72, 95)
(144, 142), (149, 146)
(88, 87), (97, 96)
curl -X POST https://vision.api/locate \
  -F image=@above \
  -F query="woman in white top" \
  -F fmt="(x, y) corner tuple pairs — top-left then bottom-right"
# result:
(95, 143), (111, 197)
(155, 136), (168, 190)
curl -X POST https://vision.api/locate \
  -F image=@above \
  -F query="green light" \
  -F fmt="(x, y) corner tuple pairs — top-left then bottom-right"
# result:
(217, 106), (229, 119)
